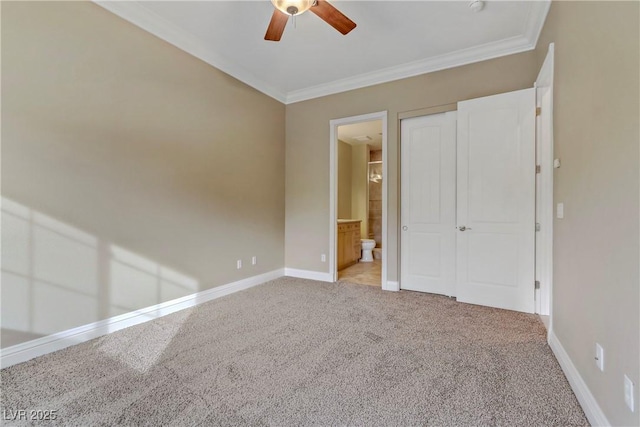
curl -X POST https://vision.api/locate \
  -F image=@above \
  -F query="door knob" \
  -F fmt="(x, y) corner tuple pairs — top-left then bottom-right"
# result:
(402, 226), (408, 231)
(458, 226), (472, 231)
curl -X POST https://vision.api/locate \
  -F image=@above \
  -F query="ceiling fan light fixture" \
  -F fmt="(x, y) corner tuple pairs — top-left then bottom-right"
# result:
(265, 0), (356, 41)
(271, 0), (315, 16)
(469, 1), (485, 13)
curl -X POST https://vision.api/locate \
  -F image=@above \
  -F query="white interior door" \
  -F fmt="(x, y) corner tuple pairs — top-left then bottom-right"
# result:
(400, 112), (456, 296)
(456, 88), (536, 313)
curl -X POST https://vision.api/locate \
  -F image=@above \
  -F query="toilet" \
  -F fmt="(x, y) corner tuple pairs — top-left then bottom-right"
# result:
(360, 239), (376, 262)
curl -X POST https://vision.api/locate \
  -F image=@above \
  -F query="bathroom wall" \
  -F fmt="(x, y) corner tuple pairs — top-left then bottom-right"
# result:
(337, 140), (353, 218)
(368, 150), (383, 246)
(351, 145), (369, 237)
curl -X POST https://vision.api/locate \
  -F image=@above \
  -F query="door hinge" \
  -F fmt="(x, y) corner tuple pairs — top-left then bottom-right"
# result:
(535, 280), (540, 289)
(535, 223), (541, 232)
(536, 165), (541, 174)
(536, 107), (541, 117)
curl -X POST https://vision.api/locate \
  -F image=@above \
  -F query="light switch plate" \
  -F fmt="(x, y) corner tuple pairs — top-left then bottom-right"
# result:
(557, 203), (564, 219)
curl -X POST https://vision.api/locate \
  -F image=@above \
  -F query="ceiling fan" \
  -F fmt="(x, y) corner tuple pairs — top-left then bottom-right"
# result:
(265, 0), (357, 42)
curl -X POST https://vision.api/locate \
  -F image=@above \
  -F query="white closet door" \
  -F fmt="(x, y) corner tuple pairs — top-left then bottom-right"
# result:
(456, 88), (536, 313)
(400, 112), (457, 296)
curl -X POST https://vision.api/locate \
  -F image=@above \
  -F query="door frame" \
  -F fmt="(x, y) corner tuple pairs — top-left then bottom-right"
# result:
(329, 111), (389, 289)
(535, 43), (555, 320)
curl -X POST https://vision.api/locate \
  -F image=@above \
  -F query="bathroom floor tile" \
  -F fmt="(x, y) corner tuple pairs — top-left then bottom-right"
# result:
(337, 259), (381, 287)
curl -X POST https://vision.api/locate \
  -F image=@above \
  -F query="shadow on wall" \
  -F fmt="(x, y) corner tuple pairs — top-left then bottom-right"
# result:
(1, 197), (199, 348)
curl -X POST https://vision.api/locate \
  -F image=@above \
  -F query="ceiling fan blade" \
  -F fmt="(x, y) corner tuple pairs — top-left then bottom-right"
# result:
(265, 9), (289, 41)
(310, 0), (356, 35)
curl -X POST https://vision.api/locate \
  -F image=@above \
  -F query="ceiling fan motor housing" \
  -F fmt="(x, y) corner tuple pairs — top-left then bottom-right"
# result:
(271, 0), (315, 16)
(265, 0), (356, 41)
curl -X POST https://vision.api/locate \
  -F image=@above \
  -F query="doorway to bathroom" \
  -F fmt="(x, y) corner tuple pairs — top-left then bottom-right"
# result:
(329, 111), (388, 289)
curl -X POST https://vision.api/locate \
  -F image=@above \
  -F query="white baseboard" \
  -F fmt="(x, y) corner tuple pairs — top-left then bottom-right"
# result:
(284, 268), (333, 283)
(1, 269), (284, 369)
(383, 280), (400, 292)
(548, 329), (610, 427)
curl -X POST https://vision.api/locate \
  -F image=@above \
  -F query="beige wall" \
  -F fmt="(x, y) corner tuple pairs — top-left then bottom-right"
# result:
(285, 52), (538, 274)
(4, 7), (637, 424)
(1, 2), (285, 346)
(351, 144), (368, 238)
(535, 2), (639, 425)
(337, 140), (352, 219)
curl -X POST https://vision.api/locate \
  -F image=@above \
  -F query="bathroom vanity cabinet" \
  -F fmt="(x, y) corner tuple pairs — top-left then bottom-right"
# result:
(337, 220), (361, 270)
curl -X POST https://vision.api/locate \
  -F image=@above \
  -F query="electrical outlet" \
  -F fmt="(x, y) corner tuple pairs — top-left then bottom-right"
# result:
(236, 260), (242, 269)
(252, 256), (257, 265)
(624, 375), (635, 412)
(595, 343), (604, 371)
(321, 254), (326, 262)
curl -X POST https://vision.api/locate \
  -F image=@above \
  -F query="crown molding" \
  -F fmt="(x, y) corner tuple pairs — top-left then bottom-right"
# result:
(286, 1), (550, 103)
(524, 0), (552, 46)
(93, 1), (288, 103)
(286, 34), (533, 104)
(94, 0), (550, 105)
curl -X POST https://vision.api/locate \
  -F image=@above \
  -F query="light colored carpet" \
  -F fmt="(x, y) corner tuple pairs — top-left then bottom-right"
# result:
(1, 277), (588, 426)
